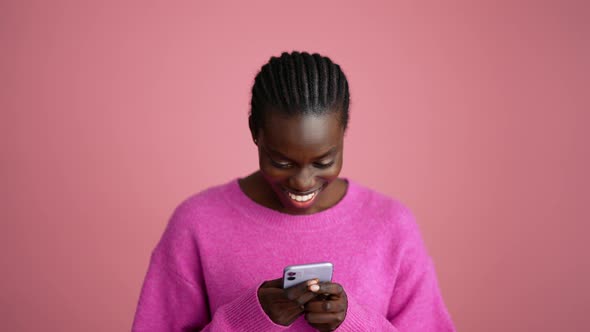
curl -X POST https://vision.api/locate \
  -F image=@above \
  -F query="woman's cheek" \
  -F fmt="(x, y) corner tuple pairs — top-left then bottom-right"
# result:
(322, 161), (343, 180)
(260, 164), (287, 183)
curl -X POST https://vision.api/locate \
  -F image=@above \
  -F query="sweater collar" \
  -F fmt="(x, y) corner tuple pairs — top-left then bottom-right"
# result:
(224, 177), (366, 232)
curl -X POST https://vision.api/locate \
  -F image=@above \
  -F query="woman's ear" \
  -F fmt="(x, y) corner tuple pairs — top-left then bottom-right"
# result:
(248, 116), (258, 145)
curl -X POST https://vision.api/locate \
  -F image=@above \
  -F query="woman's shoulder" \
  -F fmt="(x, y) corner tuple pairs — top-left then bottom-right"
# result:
(351, 179), (411, 212)
(151, 180), (239, 271)
(155, 179), (238, 248)
(350, 179), (419, 232)
(172, 178), (237, 216)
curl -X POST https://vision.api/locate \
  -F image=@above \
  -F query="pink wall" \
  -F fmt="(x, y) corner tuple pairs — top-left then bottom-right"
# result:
(2, 1), (588, 331)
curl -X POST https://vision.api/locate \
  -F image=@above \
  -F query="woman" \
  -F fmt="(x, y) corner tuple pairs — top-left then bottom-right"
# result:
(132, 51), (456, 331)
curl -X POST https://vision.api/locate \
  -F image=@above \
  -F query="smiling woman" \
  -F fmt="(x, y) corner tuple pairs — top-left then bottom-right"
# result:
(242, 111), (346, 214)
(132, 51), (456, 332)
(241, 52), (350, 216)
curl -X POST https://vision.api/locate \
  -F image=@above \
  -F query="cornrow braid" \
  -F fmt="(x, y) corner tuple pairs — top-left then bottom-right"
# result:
(249, 51), (350, 136)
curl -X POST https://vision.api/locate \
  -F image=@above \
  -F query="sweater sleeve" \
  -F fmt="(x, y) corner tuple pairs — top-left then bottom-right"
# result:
(335, 206), (456, 332)
(131, 200), (289, 332)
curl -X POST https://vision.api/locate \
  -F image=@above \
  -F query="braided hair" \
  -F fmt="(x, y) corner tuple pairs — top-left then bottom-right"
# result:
(249, 51), (350, 136)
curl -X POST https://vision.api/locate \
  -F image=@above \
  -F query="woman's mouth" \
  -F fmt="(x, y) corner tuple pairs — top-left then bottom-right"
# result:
(283, 187), (322, 209)
(287, 191), (317, 202)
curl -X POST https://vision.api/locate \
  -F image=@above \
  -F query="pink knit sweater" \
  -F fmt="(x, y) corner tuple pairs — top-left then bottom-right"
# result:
(132, 178), (455, 331)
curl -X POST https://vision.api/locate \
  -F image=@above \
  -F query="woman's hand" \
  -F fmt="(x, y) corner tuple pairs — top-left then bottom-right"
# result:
(303, 281), (348, 332)
(257, 277), (320, 326)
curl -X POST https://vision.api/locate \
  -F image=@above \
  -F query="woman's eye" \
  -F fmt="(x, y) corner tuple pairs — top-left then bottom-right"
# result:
(314, 161), (334, 169)
(271, 160), (293, 169)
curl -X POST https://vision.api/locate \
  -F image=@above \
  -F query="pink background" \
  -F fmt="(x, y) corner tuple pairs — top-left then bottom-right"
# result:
(2, 1), (588, 331)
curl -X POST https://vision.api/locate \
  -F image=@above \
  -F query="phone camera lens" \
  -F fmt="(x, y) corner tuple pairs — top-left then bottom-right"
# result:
(287, 276), (296, 281)
(288, 272), (296, 276)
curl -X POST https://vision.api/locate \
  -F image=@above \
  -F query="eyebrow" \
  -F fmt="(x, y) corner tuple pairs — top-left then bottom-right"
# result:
(265, 146), (337, 161)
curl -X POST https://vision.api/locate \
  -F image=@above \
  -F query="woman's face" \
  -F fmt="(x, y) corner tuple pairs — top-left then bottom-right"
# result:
(255, 110), (345, 214)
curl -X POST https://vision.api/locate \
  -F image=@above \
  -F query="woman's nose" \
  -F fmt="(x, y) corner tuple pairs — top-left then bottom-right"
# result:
(289, 167), (316, 192)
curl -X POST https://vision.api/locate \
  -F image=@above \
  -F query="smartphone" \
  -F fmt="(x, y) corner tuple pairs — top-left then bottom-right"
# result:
(283, 262), (333, 289)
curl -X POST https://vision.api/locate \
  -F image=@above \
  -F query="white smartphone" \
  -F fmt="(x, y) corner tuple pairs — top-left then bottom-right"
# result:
(283, 262), (333, 289)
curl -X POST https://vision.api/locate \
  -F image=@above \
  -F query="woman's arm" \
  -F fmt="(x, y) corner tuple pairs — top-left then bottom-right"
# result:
(131, 201), (288, 331)
(131, 252), (287, 331)
(334, 208), (456, 332)
(332, 258), (454, 331)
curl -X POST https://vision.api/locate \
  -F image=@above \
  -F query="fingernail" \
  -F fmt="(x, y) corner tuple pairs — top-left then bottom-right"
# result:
(309, 284), (320, 292)
(306, 279), (319, 286)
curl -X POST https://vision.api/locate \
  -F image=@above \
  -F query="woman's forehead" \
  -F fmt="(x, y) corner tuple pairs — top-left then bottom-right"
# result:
(260, 112), (343, 148)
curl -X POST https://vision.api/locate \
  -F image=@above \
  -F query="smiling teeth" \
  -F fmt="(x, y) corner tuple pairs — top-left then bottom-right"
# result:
(288, 191), (316, 202)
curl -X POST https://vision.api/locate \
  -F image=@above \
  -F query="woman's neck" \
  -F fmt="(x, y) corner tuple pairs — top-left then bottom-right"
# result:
(237, 171), (348, 215)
